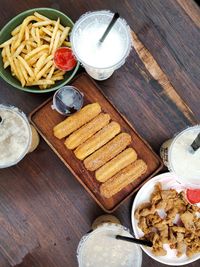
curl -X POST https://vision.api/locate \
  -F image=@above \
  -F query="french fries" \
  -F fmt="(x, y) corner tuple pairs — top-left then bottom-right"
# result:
(0, 12), (72, 89)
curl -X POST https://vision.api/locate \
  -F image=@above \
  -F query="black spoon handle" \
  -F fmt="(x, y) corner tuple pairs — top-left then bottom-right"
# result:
(116, 235), (153, 247)
(191, 133), (200, 152)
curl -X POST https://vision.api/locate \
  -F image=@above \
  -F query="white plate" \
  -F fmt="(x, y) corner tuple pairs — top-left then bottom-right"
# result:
(131, 172), (200, 266)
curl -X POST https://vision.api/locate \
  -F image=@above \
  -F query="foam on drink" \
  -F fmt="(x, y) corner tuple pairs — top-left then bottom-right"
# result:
(74, 24), (125, 68)
(77, 224), (142, 267)
(0, 105), (31, 168)
(169, 125), (200, 187)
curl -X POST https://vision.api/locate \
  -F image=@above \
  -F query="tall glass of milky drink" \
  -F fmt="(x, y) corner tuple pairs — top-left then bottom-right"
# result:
(71, 11), (132, 80)
(0, 105), (39, 169)
(77, 223), (142, 267)
(161, 125), (200, 188)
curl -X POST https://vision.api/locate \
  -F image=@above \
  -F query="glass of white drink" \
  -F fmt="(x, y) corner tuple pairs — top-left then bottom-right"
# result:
(77, 223), (142, 267)
(0, 104), (39, 168)
(71, 10), (132, 80)
(160, 125), (200, 188)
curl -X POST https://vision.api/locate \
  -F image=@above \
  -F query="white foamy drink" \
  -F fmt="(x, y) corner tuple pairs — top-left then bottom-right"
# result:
(76, 26), (125, 68)
(0, 105), (31, 168)
(71, 11), (131, 80)
(77, 224), (142, 267)
(169, 125), (200, 187)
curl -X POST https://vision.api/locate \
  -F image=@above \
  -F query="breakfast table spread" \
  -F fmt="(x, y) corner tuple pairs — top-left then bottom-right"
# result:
(0, 0), (200, 267)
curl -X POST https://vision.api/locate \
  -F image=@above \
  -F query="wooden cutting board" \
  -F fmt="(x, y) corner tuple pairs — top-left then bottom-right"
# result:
(29, 73), (163, 213)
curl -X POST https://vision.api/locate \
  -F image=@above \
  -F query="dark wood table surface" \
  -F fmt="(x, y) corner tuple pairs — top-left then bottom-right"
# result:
(0, 0), (200, 266)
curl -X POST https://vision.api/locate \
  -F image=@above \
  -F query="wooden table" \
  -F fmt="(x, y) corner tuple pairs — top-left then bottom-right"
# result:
(0, 1), (199, 266)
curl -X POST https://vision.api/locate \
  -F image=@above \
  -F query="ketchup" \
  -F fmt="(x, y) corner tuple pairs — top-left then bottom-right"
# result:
(186, 189), (200, 204)
(54, 47), (77, 71)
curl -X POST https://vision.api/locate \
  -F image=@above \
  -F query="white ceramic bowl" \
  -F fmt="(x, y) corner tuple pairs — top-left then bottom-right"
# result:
(131, 172), (200, 266)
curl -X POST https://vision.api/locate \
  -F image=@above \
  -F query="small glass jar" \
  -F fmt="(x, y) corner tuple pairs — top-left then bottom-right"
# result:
(51, 86), (84, 116)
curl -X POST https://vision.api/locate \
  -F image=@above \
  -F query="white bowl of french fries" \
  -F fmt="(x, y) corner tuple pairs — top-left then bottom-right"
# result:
(0, 8), (79, 93)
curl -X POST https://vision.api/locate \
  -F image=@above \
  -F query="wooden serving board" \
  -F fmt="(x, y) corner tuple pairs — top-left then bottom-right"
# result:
(29, 73), (163, 212)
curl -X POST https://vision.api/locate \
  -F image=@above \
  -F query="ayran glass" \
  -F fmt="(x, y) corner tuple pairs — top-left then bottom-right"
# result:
(71, 10), (132, 80)
(160, 125), (200, 188)
(77, 222), (142, 267)
(0, 104), (39, 168)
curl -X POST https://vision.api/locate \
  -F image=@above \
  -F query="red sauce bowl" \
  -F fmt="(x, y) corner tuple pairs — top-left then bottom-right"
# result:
(54, 47), (77, 71)
(186, 188), (200, 204)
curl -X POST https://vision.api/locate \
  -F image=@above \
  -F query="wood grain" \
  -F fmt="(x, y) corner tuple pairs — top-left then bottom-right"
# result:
(0, 1), (200, 267)
(122, 0), (200, 119)
(30, 74), (163, 212)
(131, 31), (196, 124)
(177, 0), (200, 27)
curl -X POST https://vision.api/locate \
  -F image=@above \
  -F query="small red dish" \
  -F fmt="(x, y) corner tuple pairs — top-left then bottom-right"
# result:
(186, 189), (200, 204)
(54, 47), (77, 71)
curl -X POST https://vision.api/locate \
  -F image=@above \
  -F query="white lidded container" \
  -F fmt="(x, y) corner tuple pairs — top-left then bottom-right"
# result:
(71, 10), (132, 80)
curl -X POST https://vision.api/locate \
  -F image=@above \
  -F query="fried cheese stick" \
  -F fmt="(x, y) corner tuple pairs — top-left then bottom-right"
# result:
(100, 159), (147, 198)
(53, 103), (101, 139)
(84, 132), (131, 171)
(65, 113), (110, 149)
(95, 147), (137, 182)
(74, 121), (121, 160)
